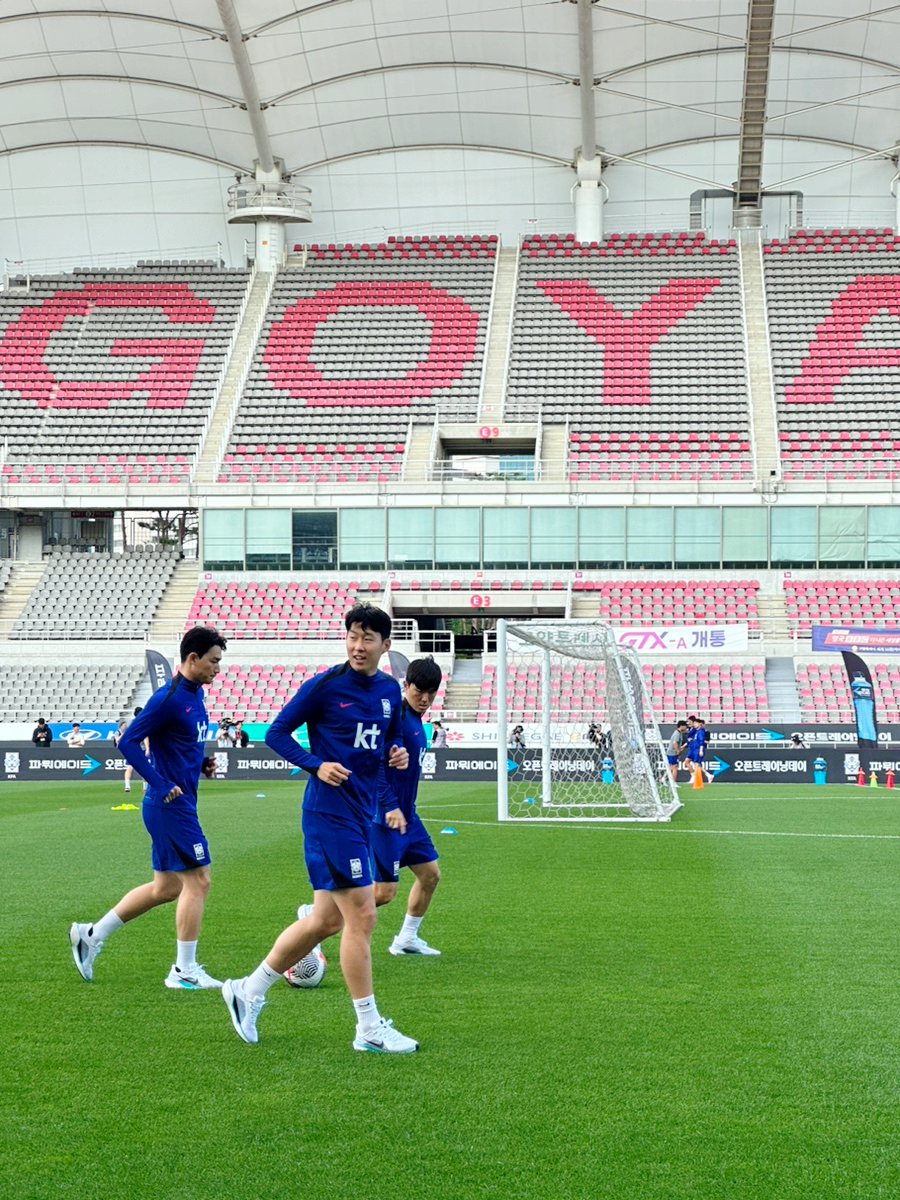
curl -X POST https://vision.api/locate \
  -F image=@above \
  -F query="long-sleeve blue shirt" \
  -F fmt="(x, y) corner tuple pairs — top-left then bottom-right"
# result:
(374, 702), (428, 825)
(118, 675), (210, 809)
(265, 662), (404, 823)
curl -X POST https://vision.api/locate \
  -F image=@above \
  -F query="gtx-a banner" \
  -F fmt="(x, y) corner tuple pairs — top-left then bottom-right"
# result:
(812, 625), (900, 653)
(612, 625), (748, 653)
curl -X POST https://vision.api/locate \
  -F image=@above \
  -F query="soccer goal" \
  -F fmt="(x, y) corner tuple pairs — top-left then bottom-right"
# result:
(496, 619), (682, 822)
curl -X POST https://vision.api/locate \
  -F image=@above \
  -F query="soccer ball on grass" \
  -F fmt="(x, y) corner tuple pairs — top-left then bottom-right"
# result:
(284, 947), (327, 989)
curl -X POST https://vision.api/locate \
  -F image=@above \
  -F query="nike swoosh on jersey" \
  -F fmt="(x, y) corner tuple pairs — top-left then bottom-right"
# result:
(339, 702), (353, 708)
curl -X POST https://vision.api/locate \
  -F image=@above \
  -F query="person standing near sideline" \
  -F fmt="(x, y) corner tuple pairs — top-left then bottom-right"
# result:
(221, 603), (417, 1053)
(32, 717), (53, 748)
(666, 720), (689, 783)
(68, 627), (227, 990)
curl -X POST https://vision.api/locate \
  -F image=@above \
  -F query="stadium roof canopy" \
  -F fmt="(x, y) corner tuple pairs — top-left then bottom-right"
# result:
(2, 1), (900, 260)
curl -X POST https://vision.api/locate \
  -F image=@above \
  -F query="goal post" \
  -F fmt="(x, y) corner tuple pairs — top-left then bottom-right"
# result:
(496, 619), (682, 822)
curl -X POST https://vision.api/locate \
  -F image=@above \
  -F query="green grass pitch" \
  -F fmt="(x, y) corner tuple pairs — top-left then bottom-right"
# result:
(4, 778), (900, 1199)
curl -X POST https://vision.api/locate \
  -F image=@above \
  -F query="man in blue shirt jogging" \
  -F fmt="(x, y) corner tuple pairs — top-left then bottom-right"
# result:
(371, 656), (443, 956)
(222, 604), (417, 1053)
(69, 626), (226, 990)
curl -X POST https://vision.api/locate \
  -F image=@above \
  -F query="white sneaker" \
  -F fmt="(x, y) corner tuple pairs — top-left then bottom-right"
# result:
(389, 934), (441, 956)
(69, 922), (103, 981)
(165, 963), (223, 990)
(296, 902), (314, 921)
(223, 978), (266, 1044)
(353, 1017), (419, 1054)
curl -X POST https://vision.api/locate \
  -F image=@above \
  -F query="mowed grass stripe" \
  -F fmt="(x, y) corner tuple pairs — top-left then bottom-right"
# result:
(3, 780), (900, 1199)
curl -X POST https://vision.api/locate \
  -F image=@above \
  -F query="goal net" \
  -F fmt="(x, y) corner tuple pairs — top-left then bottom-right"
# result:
(496, 619), (681, 822)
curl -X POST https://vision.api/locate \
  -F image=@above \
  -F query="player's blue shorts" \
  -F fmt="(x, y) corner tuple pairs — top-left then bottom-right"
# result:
(369, 815), (439, 884)
(666, 754), (680, 765)
(302, 808), (373, 891)
(142, 803), (210, 872)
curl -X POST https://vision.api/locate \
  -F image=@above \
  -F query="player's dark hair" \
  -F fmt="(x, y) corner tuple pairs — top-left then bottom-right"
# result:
(405, 656), (442, 693)
(180, 625), (227, 662)
(676, 720), (688, 728)
(344, 602), (391, 640)
(133, 707), (142, 716)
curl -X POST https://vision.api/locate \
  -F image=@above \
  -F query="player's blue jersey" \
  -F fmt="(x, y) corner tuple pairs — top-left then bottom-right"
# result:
(265, 662), (403, 824)
(118, 675), (210, 810)
(374, 702), (428, 825)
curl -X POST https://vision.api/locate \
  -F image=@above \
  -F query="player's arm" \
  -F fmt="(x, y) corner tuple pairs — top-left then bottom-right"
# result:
(376, 761), (407, 834)
(383, 691), (409, 771)
(265, 676), (345, 783)
(118, 696), (180, 799)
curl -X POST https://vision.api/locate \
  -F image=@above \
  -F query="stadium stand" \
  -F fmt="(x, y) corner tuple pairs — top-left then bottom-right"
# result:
(12, 548), (179, 639)
(218, 237), (496, 483)
(783, 577), (900, 631)
(477, 659), (768, 724)
(795, 661), (852, 722)
(186, 577), (385, 638)
(0, 658), (144, 722)
(0, 266), (250, 483)
(507, 232), (752, 481)
(872, 664), (900, 723)
(574, 577), (760, 627)
(205, 659), (448, 723)
(764, 229), (900, 480)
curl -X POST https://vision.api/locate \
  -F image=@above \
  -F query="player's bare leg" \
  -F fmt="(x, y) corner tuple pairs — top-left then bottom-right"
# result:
(390, 861), (441, 956)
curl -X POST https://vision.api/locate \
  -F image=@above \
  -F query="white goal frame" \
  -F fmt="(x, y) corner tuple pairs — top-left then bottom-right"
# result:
(495, 618), (682, 822)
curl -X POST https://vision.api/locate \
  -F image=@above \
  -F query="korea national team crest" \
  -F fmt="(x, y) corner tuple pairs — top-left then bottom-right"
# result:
(350, 857), (363, 879)
(382, 698), (392, 718)
(4, 752), (19, 775)
(193, 842), (205, 861)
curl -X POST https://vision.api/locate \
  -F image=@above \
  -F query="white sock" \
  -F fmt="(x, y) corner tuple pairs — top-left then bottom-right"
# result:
(176, 940), (198, 972)
(90, 910), (124, 942)
(353, 994), (381, 1032)
(400, 914), (423, 940)
(244, 960), (283, 999)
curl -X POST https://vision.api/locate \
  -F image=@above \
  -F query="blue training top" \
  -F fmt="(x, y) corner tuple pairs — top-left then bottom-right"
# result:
(265, 662), (404, 824)
(374, 702), (428, 825)
(118, 675), (210, 809)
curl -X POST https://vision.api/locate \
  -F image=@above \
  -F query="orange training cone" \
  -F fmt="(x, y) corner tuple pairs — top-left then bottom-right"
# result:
(692, 765), (704, 790)
(887, 769), (895, 789)
(857, 768), (865, 787)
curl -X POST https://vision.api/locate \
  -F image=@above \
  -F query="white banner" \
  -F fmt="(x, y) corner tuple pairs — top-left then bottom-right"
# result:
(438, 722), (599, 748)
(611, 625), (748, 654)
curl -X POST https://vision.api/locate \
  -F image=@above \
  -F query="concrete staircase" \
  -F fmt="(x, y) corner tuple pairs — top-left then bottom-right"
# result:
(402, 423), (436, 482)
(193, 269), (275, 484)
(478, 247), (518, 423)
(755, 590), (790, 640)
(738, 234), (780, 480)
(0, 562), (47, 636)
(765, 656), (802, 723)
(148, 560), (200, 643)
(444, 658), (483, 718)
(540, 424), (568, 482)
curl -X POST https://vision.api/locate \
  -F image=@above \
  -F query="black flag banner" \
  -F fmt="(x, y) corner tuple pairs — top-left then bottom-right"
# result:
(841, 650), (879, 749)
(145, 649), (173, 693)
(387, 650), (410, 682)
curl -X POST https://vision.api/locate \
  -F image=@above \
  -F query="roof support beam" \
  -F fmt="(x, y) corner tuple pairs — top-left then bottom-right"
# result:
(735, 0), (775, 222)
(577, 0), (597, 162)
(215, 0), (275, 176)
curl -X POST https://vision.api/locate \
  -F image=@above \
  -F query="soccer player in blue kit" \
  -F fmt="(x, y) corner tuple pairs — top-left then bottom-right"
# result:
(371, 657), (443, 956)
(68, 626), (226, 989)
(222, 604), (417, 1053)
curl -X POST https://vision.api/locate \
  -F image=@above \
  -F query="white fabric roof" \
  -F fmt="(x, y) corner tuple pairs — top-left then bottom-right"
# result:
(2, 1), (899, 259)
